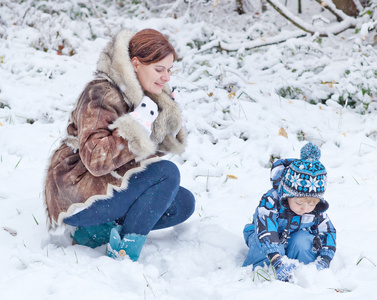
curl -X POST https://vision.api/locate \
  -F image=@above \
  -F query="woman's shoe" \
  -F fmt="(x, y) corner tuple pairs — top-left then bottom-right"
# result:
(106, 228), (147, 261)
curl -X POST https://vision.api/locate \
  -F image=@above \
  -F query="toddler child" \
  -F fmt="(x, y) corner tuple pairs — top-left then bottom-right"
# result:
(242, 143), (336, 282)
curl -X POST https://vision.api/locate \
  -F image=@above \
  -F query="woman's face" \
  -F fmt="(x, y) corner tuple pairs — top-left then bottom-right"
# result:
(132, 54), (174, 95)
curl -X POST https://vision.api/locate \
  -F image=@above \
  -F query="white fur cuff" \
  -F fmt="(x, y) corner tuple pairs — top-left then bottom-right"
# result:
(109, 114), (157, 161)
(158, 127), (187, 154)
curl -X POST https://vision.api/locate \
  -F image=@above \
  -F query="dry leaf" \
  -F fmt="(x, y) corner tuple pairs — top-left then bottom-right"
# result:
(334, 288), (351, 293)
(227, 175), (238, 179)
(320, 80), (336, 88)
(278, 127), (288, 138)
(228, 92), (236, 99)
(3, 226), (17, 237)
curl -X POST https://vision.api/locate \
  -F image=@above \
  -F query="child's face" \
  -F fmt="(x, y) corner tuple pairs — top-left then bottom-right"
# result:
(287, 197), (320, 215)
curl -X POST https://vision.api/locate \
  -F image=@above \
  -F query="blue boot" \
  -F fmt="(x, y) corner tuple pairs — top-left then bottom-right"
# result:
(72, 222), (121, 248)
(107, 228), (147, 261)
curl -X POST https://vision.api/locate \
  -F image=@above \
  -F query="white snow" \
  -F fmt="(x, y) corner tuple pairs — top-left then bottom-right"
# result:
(0, 1), (376, 299)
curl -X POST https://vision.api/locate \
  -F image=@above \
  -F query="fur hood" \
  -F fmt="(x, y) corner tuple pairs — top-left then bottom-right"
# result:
(97, 30), (143, 108)
(96, 29), (186, 154)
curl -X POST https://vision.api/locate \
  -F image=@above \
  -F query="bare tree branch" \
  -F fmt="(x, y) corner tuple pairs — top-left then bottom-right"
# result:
(314, 0), (345, 21)
(266, 0), (314, 34)
(183, 0), (362, 54)
(184, 30), (307, 55)
(266, 0), (356, 37)
(218, 30), (307, 51)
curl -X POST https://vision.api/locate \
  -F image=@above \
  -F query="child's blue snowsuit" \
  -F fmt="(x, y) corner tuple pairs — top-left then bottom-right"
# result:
(243, 159), (336, 269)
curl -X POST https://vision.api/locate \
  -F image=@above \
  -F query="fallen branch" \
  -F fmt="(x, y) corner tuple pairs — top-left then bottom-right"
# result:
(218, 30), (307, 51)
(185, 30), (307, 55)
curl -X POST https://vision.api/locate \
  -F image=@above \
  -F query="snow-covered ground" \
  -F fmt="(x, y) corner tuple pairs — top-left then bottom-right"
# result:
(1, 1), (376, 299)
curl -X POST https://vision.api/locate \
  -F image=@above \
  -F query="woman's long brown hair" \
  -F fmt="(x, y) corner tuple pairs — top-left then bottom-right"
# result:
(129, 29), (177, 64)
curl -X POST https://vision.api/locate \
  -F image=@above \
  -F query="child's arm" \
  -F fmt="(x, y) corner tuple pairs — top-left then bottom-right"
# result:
(254, 190), (282, 256)
(316, 212), (337, 263)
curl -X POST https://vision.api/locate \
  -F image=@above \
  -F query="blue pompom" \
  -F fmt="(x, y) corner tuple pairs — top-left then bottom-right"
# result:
(300, 143), (321, 160)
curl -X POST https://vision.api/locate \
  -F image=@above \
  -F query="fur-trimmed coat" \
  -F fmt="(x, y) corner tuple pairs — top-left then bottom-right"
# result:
(44, 30), (187, 230)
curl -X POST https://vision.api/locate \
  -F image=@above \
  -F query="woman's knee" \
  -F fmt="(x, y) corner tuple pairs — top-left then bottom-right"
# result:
(186, 193), (195, 218)
(177, 187), (195, 219)
(151, 160), (180, 184)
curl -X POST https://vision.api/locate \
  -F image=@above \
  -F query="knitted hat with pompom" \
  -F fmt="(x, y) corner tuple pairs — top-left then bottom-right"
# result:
(278, 143), (327, 201)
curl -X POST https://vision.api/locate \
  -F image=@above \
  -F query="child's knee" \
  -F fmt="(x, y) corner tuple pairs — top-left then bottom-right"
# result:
(242, 242), (269, 268)
(243, 223), (255, 246)
(289, 230), (314, 247)
(287, 230), (316, 263)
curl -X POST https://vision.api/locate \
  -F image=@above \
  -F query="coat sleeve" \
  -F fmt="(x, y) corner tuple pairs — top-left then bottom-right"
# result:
(77, 85), (142, 177)
(254, 190), (282, 255)
(317, 212), (336, 259)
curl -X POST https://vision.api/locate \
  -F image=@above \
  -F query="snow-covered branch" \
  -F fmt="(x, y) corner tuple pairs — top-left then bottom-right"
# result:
(315, 0), (353, 21)
(88, 0), (113, 36)
(266, 0), (357, 37)
(314, 0), (354, 21)
(184, 30), (308, 55)
(218, 30), (307, 51)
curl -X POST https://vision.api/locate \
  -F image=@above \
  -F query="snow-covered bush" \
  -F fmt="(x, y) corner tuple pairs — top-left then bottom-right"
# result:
(0, 0), (376, 116)
(0, 0), (151, 55)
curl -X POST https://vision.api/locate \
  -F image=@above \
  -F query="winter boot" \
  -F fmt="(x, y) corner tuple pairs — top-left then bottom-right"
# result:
(106, 228), (147, 261)
(72, 222), (121, 248)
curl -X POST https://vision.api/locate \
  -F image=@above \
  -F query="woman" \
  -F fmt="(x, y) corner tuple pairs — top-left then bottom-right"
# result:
(44, 29), (195, 261)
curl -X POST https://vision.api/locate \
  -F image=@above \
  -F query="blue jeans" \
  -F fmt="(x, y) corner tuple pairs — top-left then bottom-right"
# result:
(65, 160), (195, 247)
(243, 229), (318, 269)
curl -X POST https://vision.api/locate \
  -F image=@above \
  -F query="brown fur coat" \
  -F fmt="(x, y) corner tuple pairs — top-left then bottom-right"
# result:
(44, 30), (187, 230)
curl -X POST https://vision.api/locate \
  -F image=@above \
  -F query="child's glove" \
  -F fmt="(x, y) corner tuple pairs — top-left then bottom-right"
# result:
(315, 256), (330, 271)
(129, 96), (158, 136)
(272, 255), (297, 282)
